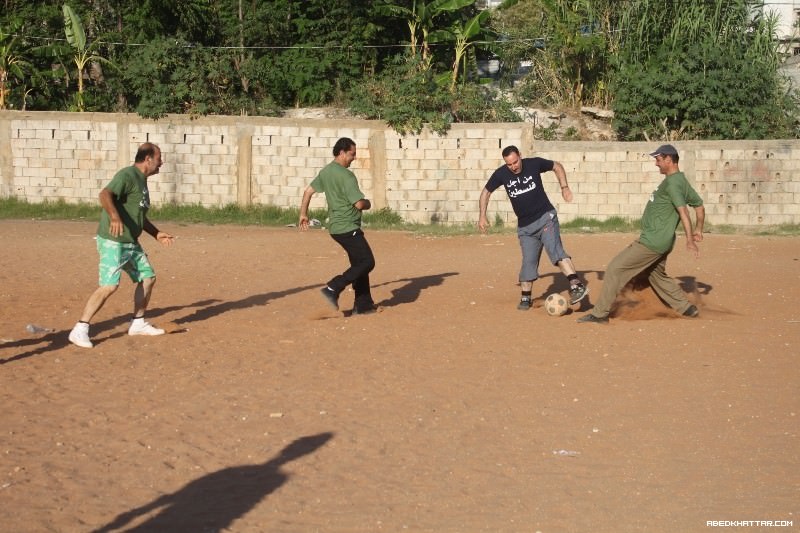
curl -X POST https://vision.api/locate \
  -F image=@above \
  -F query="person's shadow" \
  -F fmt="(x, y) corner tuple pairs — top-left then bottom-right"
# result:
(90, 432), (333, 532)
(2, 284), (322, 364)
(0, 300), (220, 365)
(169, 284), (321, 325)
(374, 272), (458, 308)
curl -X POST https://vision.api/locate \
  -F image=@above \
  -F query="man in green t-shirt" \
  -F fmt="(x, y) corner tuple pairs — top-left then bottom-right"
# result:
(68, 143), (175, 348)
(578, 144), (705, 323)
(299, 137), (376, 315)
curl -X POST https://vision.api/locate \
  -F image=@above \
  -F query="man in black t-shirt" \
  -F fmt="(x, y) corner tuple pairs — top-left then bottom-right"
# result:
(478, 145), (588, 310)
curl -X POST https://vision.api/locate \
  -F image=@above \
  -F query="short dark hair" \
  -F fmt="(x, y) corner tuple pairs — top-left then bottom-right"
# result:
(333, 137), (356, 157)
(502, 145), (520, 158)
(134, 142), (159, 163)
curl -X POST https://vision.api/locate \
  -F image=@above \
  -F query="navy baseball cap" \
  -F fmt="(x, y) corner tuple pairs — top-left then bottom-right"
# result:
(649, 144), (678, 157)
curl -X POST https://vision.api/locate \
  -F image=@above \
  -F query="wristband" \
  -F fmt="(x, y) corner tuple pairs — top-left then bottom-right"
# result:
(561, 185), (569, 189)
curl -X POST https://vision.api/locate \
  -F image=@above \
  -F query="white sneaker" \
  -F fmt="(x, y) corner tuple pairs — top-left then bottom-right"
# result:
(68, 322), (93, 348)
(128, 320), (165, 336)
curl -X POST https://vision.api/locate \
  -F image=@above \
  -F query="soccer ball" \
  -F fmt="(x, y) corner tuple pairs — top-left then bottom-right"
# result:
(544, 293), (569, 316)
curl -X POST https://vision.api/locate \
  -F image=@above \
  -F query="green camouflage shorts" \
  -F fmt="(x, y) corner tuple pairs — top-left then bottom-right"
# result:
(96, 236), (155, 286)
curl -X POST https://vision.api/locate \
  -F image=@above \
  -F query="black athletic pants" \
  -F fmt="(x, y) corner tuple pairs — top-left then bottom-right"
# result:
(328, 229), (375, 311)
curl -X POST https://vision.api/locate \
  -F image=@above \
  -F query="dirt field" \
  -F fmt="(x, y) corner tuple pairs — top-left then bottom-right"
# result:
(1, 219), (798, 533)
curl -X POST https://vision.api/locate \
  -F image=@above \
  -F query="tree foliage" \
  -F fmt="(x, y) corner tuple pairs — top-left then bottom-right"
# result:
(0, 19), (33, 109)
(488, 0), (617, 108)
(349, 56), (520, 135)
(62, 4), (115, 111)
(0, 0), (797, 139)
(379, 0), (475, 69)
(612, 0), (798, 140)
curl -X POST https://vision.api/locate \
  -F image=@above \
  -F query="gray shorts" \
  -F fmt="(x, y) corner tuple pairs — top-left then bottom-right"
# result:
(517, 210), (570, 282)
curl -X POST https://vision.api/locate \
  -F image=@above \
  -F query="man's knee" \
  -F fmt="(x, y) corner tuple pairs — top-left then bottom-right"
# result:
(102, 283), (119, 293)
(95, 284), (119, 299)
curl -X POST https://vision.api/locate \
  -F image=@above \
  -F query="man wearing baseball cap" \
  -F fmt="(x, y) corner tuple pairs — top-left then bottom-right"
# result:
(577, 144), (705, 323)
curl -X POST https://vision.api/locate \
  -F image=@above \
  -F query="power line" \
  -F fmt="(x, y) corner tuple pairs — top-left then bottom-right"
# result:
(7, 33), (552, 50)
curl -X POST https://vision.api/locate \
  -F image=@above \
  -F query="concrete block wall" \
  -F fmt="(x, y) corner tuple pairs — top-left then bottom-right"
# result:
(1, 111), (798, 227)
(250, 121), (376, 212)
(3, 116), (120, 201)
(134, 121), (240, 206)
(383, 125), (529, 224)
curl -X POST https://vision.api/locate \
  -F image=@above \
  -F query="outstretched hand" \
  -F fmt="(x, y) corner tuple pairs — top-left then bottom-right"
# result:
(156, 231), (174, 246)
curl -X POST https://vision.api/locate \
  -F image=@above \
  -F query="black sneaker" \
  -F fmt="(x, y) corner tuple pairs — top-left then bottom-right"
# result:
(682, 305), (699, 317)
(569, 283), (589, 304)
(320, 287), (339, 310)
(576, 313), (608, 324)
(517, 297), (532, 311)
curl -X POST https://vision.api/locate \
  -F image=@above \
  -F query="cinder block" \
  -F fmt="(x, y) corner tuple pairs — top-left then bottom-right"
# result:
(621, 161), (645, 174)
(604, 151), (630, 162)
(398, 179), (419, 191)
(698, 149), (725, 160)
(211, 164), (234, 177)
(597, 204), (622, 215)
(418, 179), (438, 191)
(252, 135), (273, 146)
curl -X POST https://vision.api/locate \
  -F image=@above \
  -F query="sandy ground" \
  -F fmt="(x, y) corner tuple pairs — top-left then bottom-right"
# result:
(1, 219), (798, 533)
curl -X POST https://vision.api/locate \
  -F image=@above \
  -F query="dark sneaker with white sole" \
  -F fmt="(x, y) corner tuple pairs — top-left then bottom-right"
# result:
(569, 283), (589, 304)
(320, 286), (339, 310)
(517, 296), (532, 310)
(682, 305), (699, 317)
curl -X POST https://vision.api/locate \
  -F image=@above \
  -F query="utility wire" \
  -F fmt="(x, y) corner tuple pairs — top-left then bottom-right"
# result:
(6, 33), (569, 50)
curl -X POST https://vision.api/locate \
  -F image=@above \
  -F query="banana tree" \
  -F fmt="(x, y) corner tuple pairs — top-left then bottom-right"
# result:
(380, 0), (474, 69)
(62, 3), (113, 111)
(0, 21), (32, 109)
(446, 9), (489, 91)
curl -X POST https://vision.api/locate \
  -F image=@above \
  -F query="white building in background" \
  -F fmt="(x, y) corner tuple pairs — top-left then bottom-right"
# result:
(476, 0), (504, 8)
(764, 0), (800, 88)
(763, 0), (800, 53)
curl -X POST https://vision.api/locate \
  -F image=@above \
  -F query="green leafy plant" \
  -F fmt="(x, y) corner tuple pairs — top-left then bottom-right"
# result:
(379, 0), (474, 69)
(611, 0), (799, 140)
(348, 56), (519, 134)
(0, 20), (33, 109)
(62, 3), (114, 111)
(489, 0), (616, 108)
(446, 9), (490, 90)
(534, 122), (558, 141)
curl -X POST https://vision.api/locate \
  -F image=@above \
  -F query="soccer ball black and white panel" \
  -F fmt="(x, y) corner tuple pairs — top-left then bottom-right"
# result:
(544, 293), (569, 316)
